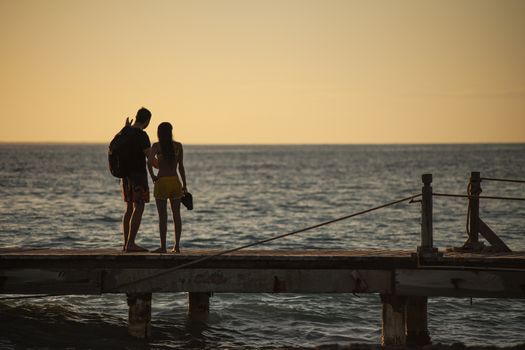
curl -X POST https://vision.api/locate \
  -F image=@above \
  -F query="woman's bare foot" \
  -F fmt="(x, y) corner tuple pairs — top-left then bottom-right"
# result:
(171, 246), (180, 253)
(152, 247), (167, 253)
(125, 243), (148, 252)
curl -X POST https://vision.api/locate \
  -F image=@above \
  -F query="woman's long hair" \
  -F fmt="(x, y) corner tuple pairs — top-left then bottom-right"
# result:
(157, 122), (176, 161)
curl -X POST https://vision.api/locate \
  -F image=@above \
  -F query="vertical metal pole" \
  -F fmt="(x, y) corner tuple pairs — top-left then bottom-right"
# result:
(419, 174), (433, 251)
(468, 171), (481, 243)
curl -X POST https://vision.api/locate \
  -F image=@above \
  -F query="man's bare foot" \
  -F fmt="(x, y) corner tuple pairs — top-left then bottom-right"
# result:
(171, 246), (180, 253)
(152, 247), (167, 253)
(125, 243), (148, 252)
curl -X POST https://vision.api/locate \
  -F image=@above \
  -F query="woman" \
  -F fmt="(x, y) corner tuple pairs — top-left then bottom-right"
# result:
(148, 122), (187, 253)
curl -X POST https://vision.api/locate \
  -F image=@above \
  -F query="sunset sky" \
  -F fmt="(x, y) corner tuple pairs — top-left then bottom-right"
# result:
(1, 0), (524, 144)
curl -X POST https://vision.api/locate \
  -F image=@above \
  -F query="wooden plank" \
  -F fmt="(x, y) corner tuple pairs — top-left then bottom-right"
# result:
(102, 268), (393, 294)
(0, 248), (415, 257)
(0, 268), (102, 294)
(0, 250), (419, 270)
(2, 248), (525, 270)
(395, 269), (525, 298)
(478, 219), (512, 252)
(2, 248), (523, 260)
(2, 249), (525, 298)
(2, 263), (524, 298)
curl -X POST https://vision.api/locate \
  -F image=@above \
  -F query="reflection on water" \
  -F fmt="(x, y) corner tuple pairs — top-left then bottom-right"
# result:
(0, 144), (524, 348)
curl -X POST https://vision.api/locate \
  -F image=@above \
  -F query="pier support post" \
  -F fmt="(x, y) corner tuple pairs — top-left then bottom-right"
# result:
(380, 294), (406, 346)
(188, 292), (210, 321)
(126, 293), (152, 339)
(381, 294), (431, 347)
(418, 174), (439, 258)
(405, 296), (431, 347)
(468, 171), (481, 244)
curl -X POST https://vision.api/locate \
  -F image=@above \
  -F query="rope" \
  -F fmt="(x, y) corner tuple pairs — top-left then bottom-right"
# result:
(107, 193), (422, 293)
(0, 193), (421, 300)
(481, 177), (525, 184)
(433, 193), (525, 201)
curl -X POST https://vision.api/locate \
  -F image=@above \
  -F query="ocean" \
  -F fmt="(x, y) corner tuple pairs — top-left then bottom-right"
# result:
(0, 144), (524, 349)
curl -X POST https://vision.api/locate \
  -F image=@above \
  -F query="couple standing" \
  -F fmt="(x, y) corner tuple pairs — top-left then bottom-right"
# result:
(121, 107), (187, 253)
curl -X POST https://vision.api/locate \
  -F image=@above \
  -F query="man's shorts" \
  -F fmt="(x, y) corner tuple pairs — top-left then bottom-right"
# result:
(122, 172), (150, 203)
(154, 176), (183, 200)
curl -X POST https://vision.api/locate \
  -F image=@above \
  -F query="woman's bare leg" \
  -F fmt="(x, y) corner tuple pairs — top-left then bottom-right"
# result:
(154, 199), (168, 253)
(169, 198), (182, 253)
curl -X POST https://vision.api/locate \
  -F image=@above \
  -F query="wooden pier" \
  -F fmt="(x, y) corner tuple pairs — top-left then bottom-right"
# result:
(1, 248), (524, 345)
(1, 172), (524, 346)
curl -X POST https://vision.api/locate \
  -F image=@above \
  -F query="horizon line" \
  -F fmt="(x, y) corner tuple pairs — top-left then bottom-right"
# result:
(1, 141), (524, 146)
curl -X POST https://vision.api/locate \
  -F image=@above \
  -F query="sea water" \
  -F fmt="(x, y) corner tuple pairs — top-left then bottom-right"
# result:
(0, 144), (524, 349)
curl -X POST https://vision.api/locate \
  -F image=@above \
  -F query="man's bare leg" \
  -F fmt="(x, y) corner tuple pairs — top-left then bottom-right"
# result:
(153, 199), (167, 253)
(122, 202), (133, 251)
(169, 198), (182, 253)
(125, 201), (148, 252)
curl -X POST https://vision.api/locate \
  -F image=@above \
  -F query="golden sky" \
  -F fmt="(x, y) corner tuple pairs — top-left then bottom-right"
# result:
(1, 0), (524, 144)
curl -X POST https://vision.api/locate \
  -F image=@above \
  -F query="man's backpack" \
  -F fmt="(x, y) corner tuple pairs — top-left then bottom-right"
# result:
(108, 126), (134, 178)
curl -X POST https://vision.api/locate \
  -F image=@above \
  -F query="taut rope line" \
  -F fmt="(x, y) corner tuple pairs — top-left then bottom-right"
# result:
(433, 193), (525, 201)
(481, 177), (525, 184)
(107, 193), (422, 292)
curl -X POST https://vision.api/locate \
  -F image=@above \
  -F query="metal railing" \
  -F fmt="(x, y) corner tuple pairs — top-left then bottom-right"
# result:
(417, 172), (525, 258)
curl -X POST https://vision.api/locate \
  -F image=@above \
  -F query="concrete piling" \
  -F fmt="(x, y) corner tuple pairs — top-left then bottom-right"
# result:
(127, 293), (152, 339)
(381, 294), (406, 346)
(381, 294), (431, 347)
(406, 296), (431, 347)
(188, 292), (211, 321)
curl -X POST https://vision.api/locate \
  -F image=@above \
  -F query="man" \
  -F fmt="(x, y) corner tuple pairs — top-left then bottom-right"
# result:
(122, 107), (155, 252)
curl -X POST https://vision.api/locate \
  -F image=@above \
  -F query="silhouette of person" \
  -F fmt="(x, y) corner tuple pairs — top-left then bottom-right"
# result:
(121, 107), (155, 252)
(148, 122), (188, 253)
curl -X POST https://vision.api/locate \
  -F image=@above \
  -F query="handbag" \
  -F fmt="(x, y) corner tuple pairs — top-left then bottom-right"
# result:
(181, 192), (193, 210)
